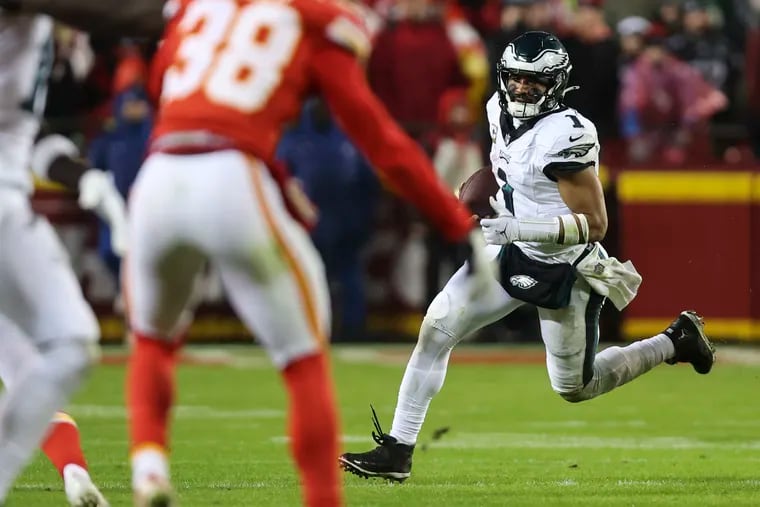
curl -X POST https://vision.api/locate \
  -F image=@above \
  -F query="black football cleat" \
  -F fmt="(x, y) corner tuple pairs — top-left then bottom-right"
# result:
(664, 311), (716, 374)
(338, 406), (414, 482)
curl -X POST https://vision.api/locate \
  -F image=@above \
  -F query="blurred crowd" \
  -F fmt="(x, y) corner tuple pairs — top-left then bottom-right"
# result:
(40, 0), (760, 341)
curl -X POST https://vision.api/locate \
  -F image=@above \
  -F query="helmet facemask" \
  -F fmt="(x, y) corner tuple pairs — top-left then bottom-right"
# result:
(499, 70), (559, 119)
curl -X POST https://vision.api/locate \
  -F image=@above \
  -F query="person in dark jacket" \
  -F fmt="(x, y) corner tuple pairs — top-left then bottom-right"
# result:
(277, 99), (379, 341)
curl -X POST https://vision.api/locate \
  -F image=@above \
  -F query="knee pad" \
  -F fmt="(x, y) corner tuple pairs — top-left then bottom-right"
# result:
(551, 374), (590, 404)
(418, 318), (459, 355)
(556, 389), (588, 403)
(423, 291), (471, 345)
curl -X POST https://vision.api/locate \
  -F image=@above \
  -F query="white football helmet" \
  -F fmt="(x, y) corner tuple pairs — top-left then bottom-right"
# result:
(497, 31), (572, 119)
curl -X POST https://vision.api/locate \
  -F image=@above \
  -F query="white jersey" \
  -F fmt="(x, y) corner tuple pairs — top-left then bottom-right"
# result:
(486, 92), (600, 264)
(0, 14), (52, 193)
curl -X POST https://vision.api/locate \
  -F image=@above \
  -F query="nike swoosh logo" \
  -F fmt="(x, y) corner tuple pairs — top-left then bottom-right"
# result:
(569, 135), (583, 142)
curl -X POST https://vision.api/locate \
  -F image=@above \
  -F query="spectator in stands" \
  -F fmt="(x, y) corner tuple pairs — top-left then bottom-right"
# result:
(651, 0), (682, 37)
(44, 26), (94, 139)
(425, 89), (482, 303)
(563, 0), (620, 142)
(442, 5), (490, 122)
(453, 0), (503, 38)
(746, 0), (760, 158)
(666, 0), (738, 104)
(277, 99), (379, 342)
(368, 0), (468, 143)
(618, 33), (727, 166)
(88, 51), (152, 281)
(617, 16), (651, 73)
(487, 0), (555, 93)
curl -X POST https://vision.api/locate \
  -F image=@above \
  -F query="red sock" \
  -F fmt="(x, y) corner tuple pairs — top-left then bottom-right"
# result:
(283, 352), (342, 507)
(41, 412), (88, 477)
(126, 333), (179, 453)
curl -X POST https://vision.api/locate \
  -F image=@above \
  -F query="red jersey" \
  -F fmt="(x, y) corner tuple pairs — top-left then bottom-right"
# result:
(149, 0), (474, 241)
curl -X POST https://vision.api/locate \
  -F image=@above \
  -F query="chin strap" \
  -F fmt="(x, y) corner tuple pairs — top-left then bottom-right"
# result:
(562, 85), (580, 98)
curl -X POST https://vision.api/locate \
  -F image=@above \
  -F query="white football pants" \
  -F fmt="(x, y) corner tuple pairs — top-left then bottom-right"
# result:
(126, 150), (330, 368)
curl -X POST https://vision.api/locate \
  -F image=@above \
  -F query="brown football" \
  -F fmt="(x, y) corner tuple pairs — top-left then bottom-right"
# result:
(458, 166), (498, 218)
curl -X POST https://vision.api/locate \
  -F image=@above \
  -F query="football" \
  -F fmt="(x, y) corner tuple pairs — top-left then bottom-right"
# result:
(458, 166), (498, 218)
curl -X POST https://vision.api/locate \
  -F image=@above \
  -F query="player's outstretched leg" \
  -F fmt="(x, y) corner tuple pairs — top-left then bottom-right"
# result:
(0, 340), (96, 504)
(553, 310), (715, 403)
(0, 316), (107, 506)
(283, 351), (342, 507)
(128, 333), (180, 507)
(42, 412), (109, 507)
(339, 320), (460, 482)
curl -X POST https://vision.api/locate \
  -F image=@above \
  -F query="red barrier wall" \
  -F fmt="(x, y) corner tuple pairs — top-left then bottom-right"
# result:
(618, 171), (758, 340)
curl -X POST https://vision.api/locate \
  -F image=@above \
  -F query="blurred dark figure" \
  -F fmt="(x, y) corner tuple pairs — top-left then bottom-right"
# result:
(487, 0), (555, 94)
(618, 35), (727, 166)
(368, 0), (467, 142)
(616, 16), (651, 73)
(651, 0), (682, 37)
(453, 0), (503, 39)
(44, 27), (93, 138)
(746, 0), (760, 158)
(425, 89), (482, 303)
(88, 52), (152, 280)
(666, 0), (738, 105)
(562, 0), (620, 142)
(277, 99), (380, 342)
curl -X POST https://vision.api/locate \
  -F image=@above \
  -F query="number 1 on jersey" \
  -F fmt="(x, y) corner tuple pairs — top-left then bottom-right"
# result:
(163, 0), (302, 112)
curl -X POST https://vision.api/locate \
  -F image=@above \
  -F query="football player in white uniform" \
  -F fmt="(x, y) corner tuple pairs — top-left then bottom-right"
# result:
(340, 31), (716, 482)
(0, 12), (125, 506)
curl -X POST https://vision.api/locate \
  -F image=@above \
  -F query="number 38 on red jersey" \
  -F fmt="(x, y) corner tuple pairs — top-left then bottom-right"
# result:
(149, 0), (370, 160)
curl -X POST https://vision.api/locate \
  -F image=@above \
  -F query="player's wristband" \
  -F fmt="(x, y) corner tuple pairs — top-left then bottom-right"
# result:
(516, 213), (589, 245)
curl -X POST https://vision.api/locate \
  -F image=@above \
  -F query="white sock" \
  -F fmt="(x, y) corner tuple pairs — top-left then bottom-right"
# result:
(132, 447), (170, 489)
(390, 324), (458, 446)
(579, 334), (675, 400)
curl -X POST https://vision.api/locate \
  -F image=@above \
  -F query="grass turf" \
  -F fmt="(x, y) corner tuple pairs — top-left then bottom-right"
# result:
(8, 344), (760, 506)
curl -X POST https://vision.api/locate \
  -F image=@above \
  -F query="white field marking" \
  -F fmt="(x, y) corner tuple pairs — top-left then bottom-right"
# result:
(180, 480), (270, 489)
(273, 435), (375, 444)
(180, 348), (270, 369)
(616, 480), (669, 487)
(309, 432), (760, 450)
(333, 344), (760, 366)
(526, 420), (647, 429)
(714, 347), (760, 366)
(556, 479), (578, 487)
(334, 347), (382, 363)
(67, 404), (283, 419)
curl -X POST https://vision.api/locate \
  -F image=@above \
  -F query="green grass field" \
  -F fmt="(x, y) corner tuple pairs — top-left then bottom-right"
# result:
(8, 344), (760, 506)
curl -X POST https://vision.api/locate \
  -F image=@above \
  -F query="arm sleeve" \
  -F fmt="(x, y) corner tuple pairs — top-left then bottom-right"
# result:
(19, 0), (164, 37)
(310, 43), (473, 242)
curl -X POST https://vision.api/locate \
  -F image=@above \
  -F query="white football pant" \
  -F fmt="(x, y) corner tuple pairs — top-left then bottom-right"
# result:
(126, 150), (330, 368)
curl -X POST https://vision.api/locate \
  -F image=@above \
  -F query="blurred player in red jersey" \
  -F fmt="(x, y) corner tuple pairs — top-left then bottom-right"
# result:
(4, 1), (492, 505)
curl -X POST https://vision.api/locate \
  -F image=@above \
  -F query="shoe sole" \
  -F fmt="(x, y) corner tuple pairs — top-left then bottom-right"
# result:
(338, 457), (409, 483)
(147, 493), (173, 507)
(682, 311), (716, 374)
(71, 490), (107, 507)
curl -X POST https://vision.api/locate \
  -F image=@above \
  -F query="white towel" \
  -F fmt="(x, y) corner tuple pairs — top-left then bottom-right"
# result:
(575, 244), (642, 310)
